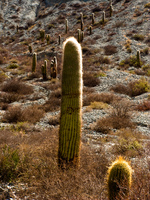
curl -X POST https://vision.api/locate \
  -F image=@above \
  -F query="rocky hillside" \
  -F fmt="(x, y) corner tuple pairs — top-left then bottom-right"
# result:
(0, 0), (150, 199)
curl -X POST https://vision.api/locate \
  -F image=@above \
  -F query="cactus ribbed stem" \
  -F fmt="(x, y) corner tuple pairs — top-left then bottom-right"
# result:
(58, 37), (82, 168)
(107, 157), (132, 200)
(92, 13), (95, 24)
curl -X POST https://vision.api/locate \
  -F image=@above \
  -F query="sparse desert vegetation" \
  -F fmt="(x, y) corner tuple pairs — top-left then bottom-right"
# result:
(0, 0), (150, 199)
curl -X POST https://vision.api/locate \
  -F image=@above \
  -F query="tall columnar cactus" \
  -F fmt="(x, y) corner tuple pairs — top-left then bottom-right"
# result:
(137, 50), (141, 67)
(32, 52), (37, 72)
(107, 157), (132, 200)
(110, 5), (113, 17)
(65, 19), (68, 34)
(42, 60), (47, 80)
(58, 37), (82, 168)
(92, 13), (95, 24)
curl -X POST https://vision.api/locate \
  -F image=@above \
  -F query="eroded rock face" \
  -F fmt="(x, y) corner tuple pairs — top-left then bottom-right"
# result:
(0, 0), (40, 34)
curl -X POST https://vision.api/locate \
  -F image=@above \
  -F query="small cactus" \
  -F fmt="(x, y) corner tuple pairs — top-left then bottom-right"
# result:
(58, 37), (83, 168)
(50, 56), (57, 79)
(28, 45), (32, 53)
(92, 13), (95, 24)
(32, 52), (37, 72)
(16, 25), (19, 33)
(81, 31), (84, 42)
(77, 29), (81, 43)
(65, 19), (68, 34)
(89, 26), (92, 35)
(58, 35), (61, 45)
(107, 157), (132, 200)
(80, 12), (83, 22)
(46, 34), (50, 45)
(102, 11), (105, 24)
(40, 29), (45, 42)
(110, 5), (113, 17)
(42, 60), (47, 80)
(137, 50), (141, 67)
(81, 19), (84, 31)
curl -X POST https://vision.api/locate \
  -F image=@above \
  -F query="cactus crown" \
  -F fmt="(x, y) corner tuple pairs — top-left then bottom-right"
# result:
(107, 157), (132, 200)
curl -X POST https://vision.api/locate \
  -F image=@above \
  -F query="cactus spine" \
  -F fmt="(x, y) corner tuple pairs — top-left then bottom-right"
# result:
(42, 60), (47, 80)
(137, 50), (141, 67)
(58, 37), (82, 168)
(107, 157), (132, 200)
(32, 52), (37, 72)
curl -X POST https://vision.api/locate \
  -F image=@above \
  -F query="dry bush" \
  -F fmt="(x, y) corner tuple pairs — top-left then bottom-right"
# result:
(111, 78), (150, 97)
(113, 129), (144, 157)
(93, 56), (111, 65)
(135, 100), (150, 111)
(48, 115), (60, 126)
(0, 128), (108, 199)
(83, 92), (118, 106)
(93, 99), (135, 133)
(0, 46), (8, 64)
(2, 105), (44, 124)
(1, 79), (33, 95)
(83, 72), (101, 87)
(0, 92), (21, 104)
(132, 34), (144, 41)
(43, 89), (61, 112)
(104, 45), (117, 55)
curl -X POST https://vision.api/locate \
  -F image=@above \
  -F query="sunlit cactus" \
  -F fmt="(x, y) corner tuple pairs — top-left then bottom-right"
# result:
(58, 37), (83, 168)
(107, 157), (132, 200)
(102, 11), (105, 24)
(110, 5), (113, 17)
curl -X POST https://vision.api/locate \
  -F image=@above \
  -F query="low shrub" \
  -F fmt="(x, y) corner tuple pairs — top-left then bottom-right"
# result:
(83, 73), (101, 87)
(111, 78), (150, 97)
(7, 63), (19, 69)
(132, 34), (144, 41)
(104, 45), (117, 55)
(1, 79), (33, 95)
(144, 3), (150, 8)
(93, 99), (135, 133)
(2, 105), (44, 124)
(83, 92), (118, 106)
(136, 100), (150, 111)
(119, 55), (143, 68)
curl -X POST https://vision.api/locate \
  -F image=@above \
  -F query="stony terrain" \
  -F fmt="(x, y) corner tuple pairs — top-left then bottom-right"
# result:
(0, 0), (150, 199)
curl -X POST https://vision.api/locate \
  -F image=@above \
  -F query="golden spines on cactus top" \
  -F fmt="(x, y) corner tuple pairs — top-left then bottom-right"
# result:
(107, 157), (132, 200)
(58, 37), (82, 168)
